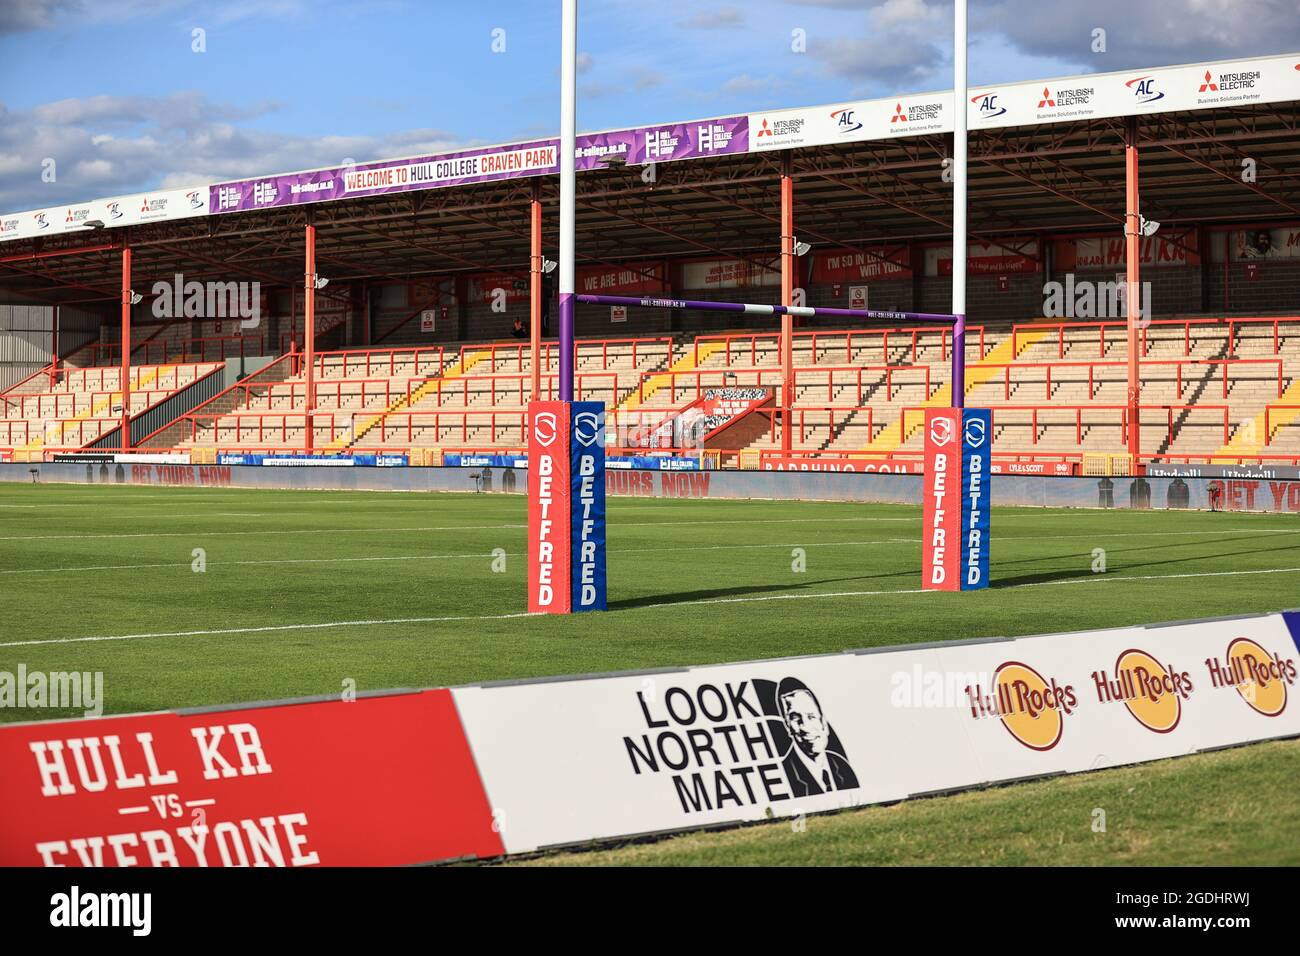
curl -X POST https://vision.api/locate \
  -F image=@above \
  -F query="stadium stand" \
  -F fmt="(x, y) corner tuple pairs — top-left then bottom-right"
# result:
(1, 359), (223, 458)
(3, 299), (1298, 468)
(0, 314), (1250, 466)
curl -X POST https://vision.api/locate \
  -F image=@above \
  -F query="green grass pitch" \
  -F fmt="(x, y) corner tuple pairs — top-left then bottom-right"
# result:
(2, 481), (1298, 864)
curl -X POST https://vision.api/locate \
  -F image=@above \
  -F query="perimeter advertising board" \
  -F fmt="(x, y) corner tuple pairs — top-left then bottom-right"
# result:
(2, 613), (1297, 863)
(0, 690), (502, 867)
(456, 611), (1300, 854)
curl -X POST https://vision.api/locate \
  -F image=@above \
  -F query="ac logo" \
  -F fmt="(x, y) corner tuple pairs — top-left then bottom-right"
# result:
(1126, 75), (1164, 103)
(831, 108), (862, 134)
(972, 92), (1007, 119)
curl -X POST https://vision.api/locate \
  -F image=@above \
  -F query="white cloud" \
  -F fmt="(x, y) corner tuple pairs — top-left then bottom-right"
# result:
(684, 7), (746, 29)
(721, 73), (784, 94)
(0, 92), (469, 211)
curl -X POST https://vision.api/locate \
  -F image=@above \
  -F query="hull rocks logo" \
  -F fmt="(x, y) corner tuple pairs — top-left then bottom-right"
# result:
(1205, 637), (1297, 716)
(534, 411), (557, 447)
(1092, 649), (1193, 733)
(965, 662), (1077, 751)
(1125, 75), (1165, 104)
(625, 676), (859, 815)
(972, 92), (1007, 121)
(831, 108), (863, 135)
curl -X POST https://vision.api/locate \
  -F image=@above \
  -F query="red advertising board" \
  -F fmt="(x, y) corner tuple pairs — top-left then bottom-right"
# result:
(528, 400), (572, 613)
(812, 247), (912, 282)
(935, 240), (1039, 276)
(923, 408), (961, 591)
(1055, 231), (1200, 269)
(0, 690), (503, 867)
(470, 272), (528, 303)
(577, 262), (666, 295)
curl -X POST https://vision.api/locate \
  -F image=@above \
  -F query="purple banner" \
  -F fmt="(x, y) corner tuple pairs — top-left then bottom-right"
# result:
(210, 140), (560, 215)
(209, 116), (749, 215)
(574, 116), (748, 170)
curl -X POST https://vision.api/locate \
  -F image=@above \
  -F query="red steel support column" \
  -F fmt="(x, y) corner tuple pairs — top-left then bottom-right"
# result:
(362, 280), (371, 346)
(780, 152), (794, 455)
(49, 304), (59, 388)
(530, 181), (543, 401)
(304, 224), (317, 454)
(120, 243), (132, 452)
(1124, 117), (1141, 463)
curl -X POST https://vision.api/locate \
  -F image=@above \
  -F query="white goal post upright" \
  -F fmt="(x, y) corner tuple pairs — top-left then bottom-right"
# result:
(953, 0), (968, 409)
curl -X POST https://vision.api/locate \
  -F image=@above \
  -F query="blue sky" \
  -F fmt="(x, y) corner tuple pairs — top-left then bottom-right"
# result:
(2, 0), (1298, 210)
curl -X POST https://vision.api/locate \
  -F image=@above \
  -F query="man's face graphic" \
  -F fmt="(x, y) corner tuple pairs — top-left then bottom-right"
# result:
(781, 689), (829, 759)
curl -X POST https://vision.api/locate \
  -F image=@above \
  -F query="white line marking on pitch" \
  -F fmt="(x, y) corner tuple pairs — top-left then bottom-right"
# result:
(0, 540), (907, 576)
(7, 564), (1300, 649)
(0, 612), (540, 648)
(0, 516), (913, 542)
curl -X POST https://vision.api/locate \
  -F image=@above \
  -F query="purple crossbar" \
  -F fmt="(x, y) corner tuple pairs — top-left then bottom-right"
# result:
(575, 293), (967, 408)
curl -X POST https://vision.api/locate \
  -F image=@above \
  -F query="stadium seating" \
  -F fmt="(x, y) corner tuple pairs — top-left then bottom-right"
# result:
(0, 361), (223, 456)
(5, 315), (1298, 467)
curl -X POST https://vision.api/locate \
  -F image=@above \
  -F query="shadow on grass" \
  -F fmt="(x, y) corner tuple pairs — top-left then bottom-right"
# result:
(608, 571), (914, 611)
(990, 537), (1300, 588)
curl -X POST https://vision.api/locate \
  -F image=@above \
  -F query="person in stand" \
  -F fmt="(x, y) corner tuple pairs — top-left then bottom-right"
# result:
(1208, 482), (1223, 512)
(510, 316), (527, 339)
